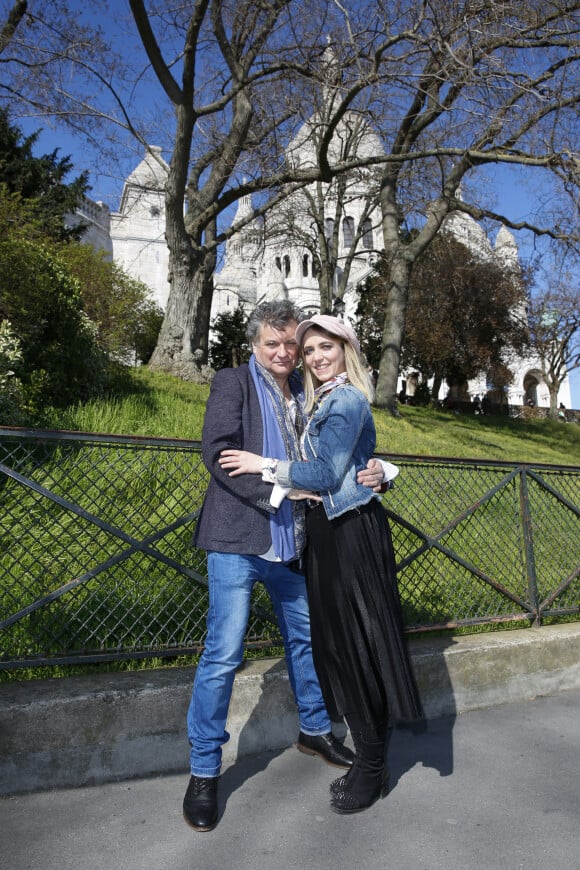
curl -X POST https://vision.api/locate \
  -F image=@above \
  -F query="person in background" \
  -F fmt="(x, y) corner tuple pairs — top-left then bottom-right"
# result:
(220, 314), (424, 816)
(184, 302), (386, 832)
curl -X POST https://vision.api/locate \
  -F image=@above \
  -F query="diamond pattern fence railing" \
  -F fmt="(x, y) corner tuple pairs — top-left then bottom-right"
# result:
(1, 428), (579, 670)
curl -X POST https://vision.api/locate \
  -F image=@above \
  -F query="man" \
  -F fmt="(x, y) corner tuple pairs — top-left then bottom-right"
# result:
(184, 300), (384, 832)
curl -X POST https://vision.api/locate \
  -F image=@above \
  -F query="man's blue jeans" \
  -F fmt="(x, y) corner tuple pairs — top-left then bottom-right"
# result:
(187, 552), (331, 777)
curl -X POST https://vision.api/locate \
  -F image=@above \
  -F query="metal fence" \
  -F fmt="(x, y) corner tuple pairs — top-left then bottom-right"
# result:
(1, 427), (579, 670)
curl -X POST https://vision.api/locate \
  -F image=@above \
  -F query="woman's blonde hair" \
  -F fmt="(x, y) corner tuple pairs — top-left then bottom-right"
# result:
(301, 327), (374, 412)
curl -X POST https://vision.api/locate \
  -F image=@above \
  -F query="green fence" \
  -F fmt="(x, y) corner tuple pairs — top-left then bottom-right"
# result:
(1, 428), (579, 670)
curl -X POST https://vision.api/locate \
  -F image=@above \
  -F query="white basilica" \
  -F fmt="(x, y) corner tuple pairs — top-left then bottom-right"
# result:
(210, 112), (571, 410)
(74, 131), (571, 410)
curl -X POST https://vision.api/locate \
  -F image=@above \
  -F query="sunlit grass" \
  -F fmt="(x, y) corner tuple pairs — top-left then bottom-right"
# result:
(45, 368), (580, 467)
(45, 368), (209, 439)
(375, 404), (580, 466)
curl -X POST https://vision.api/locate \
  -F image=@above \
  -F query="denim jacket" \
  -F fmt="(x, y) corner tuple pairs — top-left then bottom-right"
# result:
(276, 383), (378, 519)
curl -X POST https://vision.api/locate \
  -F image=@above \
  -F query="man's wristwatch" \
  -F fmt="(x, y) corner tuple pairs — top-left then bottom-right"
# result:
(261, 458), (278, 484)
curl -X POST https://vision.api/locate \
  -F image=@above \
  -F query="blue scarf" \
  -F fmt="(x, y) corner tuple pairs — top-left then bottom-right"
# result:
(249, 355), (306, 562)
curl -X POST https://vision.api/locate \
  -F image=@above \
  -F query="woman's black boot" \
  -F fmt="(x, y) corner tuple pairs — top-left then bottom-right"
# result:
(330, 765), (389, 798)
(330, 726), (389, 814)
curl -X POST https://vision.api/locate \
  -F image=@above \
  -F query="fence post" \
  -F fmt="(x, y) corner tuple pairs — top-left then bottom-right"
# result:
(519, 467), (540, 626)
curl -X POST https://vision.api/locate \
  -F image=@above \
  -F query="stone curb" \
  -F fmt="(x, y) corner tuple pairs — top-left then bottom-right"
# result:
(1, 623), (579, 795)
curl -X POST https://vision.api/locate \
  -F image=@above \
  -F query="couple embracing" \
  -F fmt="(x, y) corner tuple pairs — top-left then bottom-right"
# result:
(184, 301), (423, 831)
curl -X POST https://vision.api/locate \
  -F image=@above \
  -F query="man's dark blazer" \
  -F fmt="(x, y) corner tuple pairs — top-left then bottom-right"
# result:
(192, 363), (280, 555)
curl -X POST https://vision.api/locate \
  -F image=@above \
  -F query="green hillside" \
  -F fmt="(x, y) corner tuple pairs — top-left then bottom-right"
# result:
(47, 368), (580, 467)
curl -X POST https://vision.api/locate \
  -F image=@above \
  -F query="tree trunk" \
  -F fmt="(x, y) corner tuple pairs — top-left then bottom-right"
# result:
(148, 120), (216, 378)
(374, 253), (413, 413)
(147, 231), (216, 378)
(547, 384), (559, 419)
(196, 219), (218, 360)
(318, 262), (334, 314)
(148, 254), (206, 378)
(374, 161), (457, 415)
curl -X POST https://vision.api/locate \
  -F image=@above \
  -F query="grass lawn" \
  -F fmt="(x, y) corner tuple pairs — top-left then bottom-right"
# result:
(46, 367), (580, 467)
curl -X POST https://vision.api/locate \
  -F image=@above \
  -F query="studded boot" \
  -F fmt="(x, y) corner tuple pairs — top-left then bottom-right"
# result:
(330, 724), (389, 814)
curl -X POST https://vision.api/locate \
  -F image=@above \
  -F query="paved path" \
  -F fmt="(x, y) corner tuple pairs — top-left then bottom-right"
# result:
(1, 688), (578, 870)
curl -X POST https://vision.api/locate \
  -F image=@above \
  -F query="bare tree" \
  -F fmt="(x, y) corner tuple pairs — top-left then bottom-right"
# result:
(524, 265), (580, 417)
(315, 1), (580, 412)
(1, 0), (337, 376)
(0, 0), (148, 214)
(123, 1), (339, 375)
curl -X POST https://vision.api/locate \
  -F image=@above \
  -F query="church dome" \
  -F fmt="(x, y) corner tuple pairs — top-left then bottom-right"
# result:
(286, 109), (384, 170)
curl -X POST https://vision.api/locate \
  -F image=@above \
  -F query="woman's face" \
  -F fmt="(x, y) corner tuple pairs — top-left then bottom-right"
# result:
(302, 328), (346, 382)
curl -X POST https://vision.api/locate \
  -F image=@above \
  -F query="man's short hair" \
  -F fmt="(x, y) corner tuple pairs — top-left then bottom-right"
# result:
(246, 300), (305, 344)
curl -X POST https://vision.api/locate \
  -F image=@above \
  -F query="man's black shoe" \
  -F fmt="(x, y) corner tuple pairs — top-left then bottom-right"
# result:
(297, 731), (354, 769)
(183, 775), (219, 831)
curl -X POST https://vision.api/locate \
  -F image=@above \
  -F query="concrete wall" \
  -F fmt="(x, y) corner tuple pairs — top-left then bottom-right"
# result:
(1, 623), (579, 796)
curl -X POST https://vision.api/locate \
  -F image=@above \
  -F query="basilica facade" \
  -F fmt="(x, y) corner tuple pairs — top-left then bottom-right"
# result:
(210, 108), (571, 410)
(75, 139), (571, 410)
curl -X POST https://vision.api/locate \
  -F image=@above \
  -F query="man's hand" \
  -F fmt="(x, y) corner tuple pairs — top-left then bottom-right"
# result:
(357, 458), (385, 492)
(219, 449), (263, 476)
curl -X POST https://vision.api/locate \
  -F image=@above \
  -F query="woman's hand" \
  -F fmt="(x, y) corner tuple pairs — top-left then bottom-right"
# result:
(219, 449), (263, 476)
(288, 489), (322, 502)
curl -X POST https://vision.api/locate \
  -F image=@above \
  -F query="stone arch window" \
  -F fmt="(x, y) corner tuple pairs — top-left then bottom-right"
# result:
(361, 218), (373, 249)
(275, 256), (282, 272)
(283, 254), (291, 277)
(523, 372), (541, 406)
(342, 216), (354, 248)
(302, 253), (309, 277)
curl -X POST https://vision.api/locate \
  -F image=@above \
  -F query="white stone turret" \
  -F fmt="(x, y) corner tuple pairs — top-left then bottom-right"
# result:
(495, 226), (519, 269)
(110, 146), (170, 309)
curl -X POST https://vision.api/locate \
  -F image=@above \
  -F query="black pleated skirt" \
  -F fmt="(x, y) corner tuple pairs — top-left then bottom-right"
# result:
(305, 498), (423, 729)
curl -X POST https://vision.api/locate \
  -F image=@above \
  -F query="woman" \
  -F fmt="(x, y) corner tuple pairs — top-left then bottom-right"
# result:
(219, 314), (423, 814)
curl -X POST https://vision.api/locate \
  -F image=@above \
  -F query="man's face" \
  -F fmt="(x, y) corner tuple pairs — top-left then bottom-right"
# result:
(252, 321), (300, 384)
